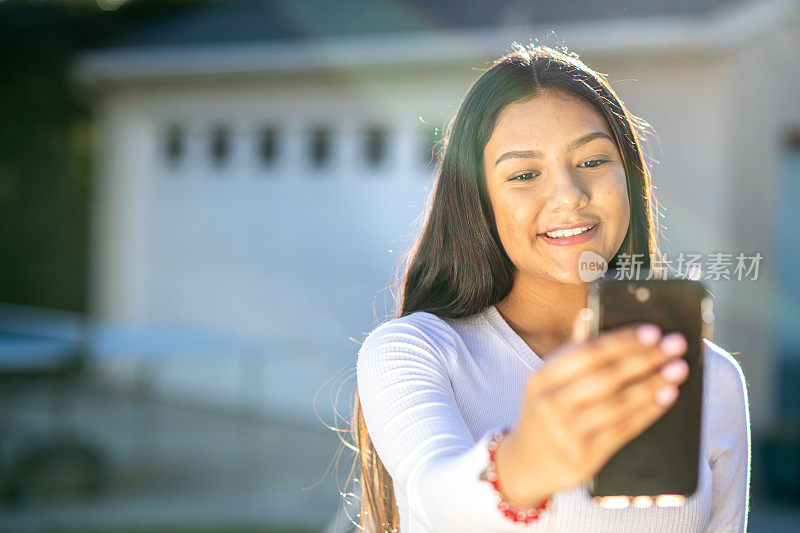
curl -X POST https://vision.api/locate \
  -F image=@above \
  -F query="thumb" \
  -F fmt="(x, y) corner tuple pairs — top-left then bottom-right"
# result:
(571, 307), (594, 344)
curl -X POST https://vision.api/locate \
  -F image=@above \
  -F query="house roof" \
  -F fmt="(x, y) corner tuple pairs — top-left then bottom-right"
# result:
(107, 0), (742, 49)
(73, 0), (799, 86)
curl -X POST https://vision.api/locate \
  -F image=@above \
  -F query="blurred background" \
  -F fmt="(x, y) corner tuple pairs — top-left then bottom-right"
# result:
(0, 0), (799, 531)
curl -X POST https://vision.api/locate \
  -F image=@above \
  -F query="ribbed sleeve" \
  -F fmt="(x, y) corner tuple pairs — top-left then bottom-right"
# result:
(356, 313), (530, 532)
(703, 339), (752, 532)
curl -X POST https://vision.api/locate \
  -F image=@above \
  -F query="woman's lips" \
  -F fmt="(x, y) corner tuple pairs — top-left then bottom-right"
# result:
(538, 223), (599, 246)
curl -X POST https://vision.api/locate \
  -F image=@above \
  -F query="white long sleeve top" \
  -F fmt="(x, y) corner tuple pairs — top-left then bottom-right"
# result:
(356, 305), (751, 532)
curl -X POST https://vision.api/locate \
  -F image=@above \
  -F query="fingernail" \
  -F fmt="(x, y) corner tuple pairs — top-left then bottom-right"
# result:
(636, 324), (661, 346)
(655, 385), (679, 406)
(660, 358), (689, 382)
(660, 333), (687, 356)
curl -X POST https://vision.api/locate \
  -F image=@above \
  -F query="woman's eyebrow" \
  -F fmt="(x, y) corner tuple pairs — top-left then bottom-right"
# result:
(494, 131), (614, 167)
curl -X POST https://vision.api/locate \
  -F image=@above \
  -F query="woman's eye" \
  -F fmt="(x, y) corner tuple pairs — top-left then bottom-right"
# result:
(578, 159), (609, 169)
(509, 172), (537, 182)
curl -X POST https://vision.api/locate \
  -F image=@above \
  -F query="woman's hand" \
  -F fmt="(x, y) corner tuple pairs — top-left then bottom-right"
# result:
(493, 308), (689, 507)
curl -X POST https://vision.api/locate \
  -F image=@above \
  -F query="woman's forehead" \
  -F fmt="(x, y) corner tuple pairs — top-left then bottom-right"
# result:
(487, 93), (611, 153)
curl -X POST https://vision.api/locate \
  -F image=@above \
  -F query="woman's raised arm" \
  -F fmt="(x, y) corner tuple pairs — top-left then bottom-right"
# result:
(356, 314), (531, 532)
(357, 310), (692, 532)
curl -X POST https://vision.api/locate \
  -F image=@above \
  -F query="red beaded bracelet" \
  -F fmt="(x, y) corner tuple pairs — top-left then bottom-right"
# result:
(479, 428), (552, 524)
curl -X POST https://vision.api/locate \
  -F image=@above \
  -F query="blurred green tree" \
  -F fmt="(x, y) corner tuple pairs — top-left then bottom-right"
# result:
(0, 0), (211, 312)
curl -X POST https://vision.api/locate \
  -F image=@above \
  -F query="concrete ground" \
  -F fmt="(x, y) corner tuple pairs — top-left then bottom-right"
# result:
(0, 384), (350, 532)
(0, 384), (797, 532)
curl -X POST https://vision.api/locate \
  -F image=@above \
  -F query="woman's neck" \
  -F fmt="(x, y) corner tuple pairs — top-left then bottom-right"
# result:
(495, 274), (589, 356)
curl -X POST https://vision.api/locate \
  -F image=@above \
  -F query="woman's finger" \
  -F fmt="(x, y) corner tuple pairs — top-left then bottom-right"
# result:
(527, 324), (660, 397)
(583, 382), (680, 465)
(571, 307), (593, 344)
(555, 343), (683, 412)
(570, 361), (687, 439)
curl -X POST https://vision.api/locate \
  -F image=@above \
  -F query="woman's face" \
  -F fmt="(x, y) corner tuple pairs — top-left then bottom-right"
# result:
(482, 89), (630, 284)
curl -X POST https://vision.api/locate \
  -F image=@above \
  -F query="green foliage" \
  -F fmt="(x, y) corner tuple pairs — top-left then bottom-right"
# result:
(0, 0), (211, 312)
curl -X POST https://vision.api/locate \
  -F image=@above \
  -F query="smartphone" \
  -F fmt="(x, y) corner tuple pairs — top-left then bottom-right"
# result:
(586, 268), (713, 508)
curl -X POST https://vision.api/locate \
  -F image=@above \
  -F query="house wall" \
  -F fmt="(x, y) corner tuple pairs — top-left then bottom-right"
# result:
(88, 34), (796, 429)
(722, 21), (800, 432)
(88, 65), (481, 421)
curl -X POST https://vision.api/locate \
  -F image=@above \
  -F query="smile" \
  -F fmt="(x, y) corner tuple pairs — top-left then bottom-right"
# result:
(539, 223), (599, 246)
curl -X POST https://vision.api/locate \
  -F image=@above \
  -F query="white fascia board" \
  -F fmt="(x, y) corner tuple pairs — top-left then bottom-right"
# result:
(71, 0), (799, 86)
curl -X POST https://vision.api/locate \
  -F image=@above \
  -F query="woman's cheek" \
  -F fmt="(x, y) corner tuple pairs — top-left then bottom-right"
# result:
(596, 177), (628, 217)
(495, 214), (516, 256)
(511, 205), (530, 228)
(611, 169), (629, 199)
(496, 207), (530, 264)
(600, 174), (631, 248)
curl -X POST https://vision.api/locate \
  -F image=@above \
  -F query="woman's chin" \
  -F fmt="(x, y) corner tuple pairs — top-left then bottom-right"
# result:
(541, 266), (588, 285)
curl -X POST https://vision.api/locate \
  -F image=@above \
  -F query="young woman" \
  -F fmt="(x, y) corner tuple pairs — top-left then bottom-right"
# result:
(348, 44), (750, 532)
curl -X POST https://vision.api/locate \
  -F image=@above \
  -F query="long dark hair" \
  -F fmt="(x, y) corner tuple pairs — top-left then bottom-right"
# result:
(347, 43), (663, 532)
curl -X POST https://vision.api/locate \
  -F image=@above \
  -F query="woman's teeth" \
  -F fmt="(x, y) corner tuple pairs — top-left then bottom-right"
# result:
(544, 224), (596, 239)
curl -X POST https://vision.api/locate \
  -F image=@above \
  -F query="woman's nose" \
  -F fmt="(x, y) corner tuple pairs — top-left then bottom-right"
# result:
(545, 169), (589, 211)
